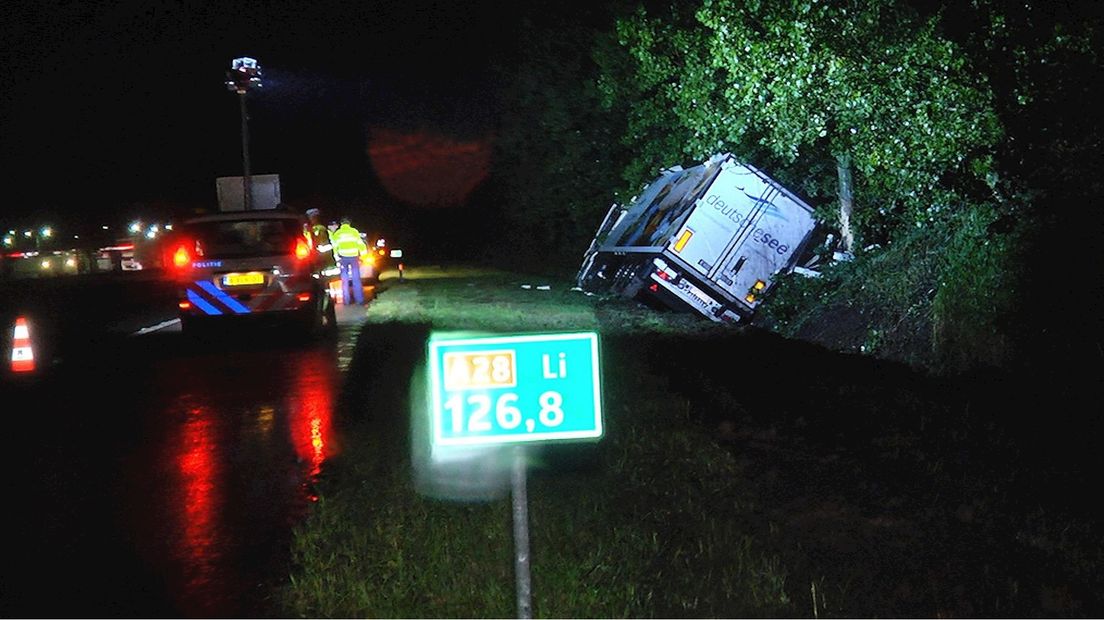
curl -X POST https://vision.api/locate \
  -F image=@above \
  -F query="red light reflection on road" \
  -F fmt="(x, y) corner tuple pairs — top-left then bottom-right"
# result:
(153, 344), (342, 614)
(288, 347), (339, 490)
(173, 397), (225, 603)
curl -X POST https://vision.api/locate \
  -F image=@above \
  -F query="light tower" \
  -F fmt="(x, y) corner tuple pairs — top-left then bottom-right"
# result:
(226, 57), (263, 210)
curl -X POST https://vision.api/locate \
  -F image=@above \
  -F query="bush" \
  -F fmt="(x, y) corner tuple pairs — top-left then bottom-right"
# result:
(931, 203), (1022, 373)
(758, 202), (1024, 375)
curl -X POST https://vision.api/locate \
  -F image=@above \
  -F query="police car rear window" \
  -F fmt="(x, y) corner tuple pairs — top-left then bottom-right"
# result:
(185, 219), (303, 259)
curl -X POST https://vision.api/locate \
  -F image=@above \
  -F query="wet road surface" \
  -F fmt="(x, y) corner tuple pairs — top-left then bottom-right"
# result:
(2, 303), (369, 617)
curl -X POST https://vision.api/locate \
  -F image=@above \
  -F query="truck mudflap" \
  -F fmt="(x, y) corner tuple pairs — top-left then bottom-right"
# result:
(182, 279), (306, 316)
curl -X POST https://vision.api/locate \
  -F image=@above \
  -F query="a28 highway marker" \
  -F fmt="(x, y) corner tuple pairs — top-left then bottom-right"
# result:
(428, 331), (604, 618)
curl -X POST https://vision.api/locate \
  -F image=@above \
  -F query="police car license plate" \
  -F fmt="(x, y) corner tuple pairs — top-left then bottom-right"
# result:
(223, 272), (265, 287)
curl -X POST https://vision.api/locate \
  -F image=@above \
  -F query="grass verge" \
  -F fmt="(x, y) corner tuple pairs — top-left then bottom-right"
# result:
(279, 265), (794, 617)
(279, 264), (1103, 617)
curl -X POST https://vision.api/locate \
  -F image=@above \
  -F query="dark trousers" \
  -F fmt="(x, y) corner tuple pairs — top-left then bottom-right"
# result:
(338, 256), (365, 305)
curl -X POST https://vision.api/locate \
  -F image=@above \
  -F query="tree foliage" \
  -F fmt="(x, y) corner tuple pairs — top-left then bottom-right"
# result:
(487, 0), (1100, 372)
(938, 0), (1104, 370)
(943, 0), (1103, 204)
(600, 0), (1004, 247)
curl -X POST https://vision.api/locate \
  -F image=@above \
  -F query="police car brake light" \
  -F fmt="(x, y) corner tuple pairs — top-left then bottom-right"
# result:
(295, 238), (311, 261)
(172, 243), (191, 268)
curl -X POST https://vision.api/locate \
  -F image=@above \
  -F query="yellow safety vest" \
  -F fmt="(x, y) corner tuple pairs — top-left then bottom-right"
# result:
(331, 224), (367, 258)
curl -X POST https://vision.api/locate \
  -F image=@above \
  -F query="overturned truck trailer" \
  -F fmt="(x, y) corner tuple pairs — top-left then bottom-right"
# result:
(577, 153), (820, 323)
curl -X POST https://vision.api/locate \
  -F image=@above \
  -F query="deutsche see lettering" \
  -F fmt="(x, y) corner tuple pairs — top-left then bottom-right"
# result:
(705, 194), (746, 225)
(751, 228), (790, 255)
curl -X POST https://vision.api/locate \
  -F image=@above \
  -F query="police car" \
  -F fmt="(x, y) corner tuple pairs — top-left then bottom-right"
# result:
(167, 209), (337, 337)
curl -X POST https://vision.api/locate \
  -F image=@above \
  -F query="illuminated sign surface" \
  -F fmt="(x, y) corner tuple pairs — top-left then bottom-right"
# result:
(429, 332), (603, 446)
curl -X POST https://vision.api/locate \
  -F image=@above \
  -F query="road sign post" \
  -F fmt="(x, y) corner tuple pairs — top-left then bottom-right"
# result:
(428, 331), (603, 618)
(511, 446), (532, 619)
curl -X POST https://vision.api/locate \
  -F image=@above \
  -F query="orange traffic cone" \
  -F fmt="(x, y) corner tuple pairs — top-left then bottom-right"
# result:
(10, 316), (35, 373)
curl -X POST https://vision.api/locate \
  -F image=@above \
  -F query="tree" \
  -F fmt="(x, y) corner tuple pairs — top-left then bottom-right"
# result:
(936, 0), (1104, 371)
(603, 0), (1003, 251)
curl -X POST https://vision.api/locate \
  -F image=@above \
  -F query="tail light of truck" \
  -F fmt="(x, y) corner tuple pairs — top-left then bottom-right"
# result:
(655, 265), (679, 281)
(652, 257), (679, 281)
(745, 280), (767, 303)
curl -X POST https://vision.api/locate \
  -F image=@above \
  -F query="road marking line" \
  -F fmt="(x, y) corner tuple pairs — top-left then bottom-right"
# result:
(131, 318), (181, 336)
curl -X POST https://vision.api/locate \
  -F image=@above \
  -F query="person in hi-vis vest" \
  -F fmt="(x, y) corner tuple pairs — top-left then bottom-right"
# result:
(329, 216), (369, 305)
(306, 208), (337, 272)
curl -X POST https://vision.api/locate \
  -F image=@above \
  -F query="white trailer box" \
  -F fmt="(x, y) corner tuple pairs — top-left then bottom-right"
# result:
(216, 174), (282, 212)
(577, 154), (819, 323)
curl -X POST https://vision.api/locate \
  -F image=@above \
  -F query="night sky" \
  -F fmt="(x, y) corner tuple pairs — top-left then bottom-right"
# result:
(1, 1), (526, 229)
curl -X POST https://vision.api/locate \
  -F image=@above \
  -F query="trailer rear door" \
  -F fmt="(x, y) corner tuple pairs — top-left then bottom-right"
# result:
(666, 159), (816, 307)
(666, 161), (758, 276)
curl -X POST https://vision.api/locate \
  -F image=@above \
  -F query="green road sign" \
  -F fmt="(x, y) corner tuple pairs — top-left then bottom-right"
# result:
(428, 332), (603, 447)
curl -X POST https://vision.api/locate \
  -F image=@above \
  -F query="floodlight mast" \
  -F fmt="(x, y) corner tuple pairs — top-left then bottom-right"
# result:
(226, 57), (263, 210)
